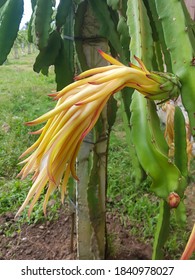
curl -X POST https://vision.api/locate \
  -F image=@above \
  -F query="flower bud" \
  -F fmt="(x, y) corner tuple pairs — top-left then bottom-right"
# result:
(167, 192), (180, 208)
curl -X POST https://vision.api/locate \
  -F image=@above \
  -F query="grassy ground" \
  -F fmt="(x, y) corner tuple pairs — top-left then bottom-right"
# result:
(0, 51), (191, 259)
(0, 52), (61, 225)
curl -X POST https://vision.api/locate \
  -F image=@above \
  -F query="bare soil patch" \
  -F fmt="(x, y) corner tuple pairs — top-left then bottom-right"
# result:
(0, 208), (152, 260)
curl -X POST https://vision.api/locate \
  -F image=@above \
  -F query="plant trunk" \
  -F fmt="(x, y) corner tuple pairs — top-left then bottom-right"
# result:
(76, 2), (108, 259)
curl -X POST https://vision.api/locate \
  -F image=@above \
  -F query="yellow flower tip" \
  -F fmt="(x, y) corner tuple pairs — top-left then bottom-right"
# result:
(88, 81), (97, 85)
(47, 172), (57, 186)
(25, 121), (35, 126)
(134, 55), (149, 73)
(71, 174), (79, 182)
(74, 75), (80, 81)
(18, 153), (24, 160)
(181, 224), (195, 260)
(98, 49), (123, 66)
(28, 128), (43, 135)
(43, 203), (48, 217)
(52, 96), (58, 101)
(97, 48), (104, 55)
(75, 176), (79, 182)
(75, 101), (84, 106)
(43, 209), (48, 218)
(16, 171), (22, 178)
(48, 92), (57, 97)
(129, 62), (141, 70)
(28, 208), (34, 218)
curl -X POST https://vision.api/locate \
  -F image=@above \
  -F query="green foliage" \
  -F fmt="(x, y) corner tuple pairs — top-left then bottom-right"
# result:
(0, 178), (61, 237)
(54, 38), (71, 90)
(33, 30), (61, 74)
(144, 0), (172, 72)
(58, 3), (75, 88)
(30, 0), (74, 89)
(131, 94), (186, 200)
(55, 0), (72, 29)
(174, 106), (188, 179)
(30, 0), (37, 11)
(127, 0), (153, 66)
(0, 0), (24, 64)
(107, 0), (119, 10)
(74, 0), (88, 71)
(107, 118), (158, 238)
(126, 0), (190, 259)
(88, 0), (124, 60)
(0, 54), (55, 178)
(34, 0), (53, 49)
(107, 122), (188, 258)
(117, 15), (130, 62)
(0, 54), (62, 234)
(152, 201), (170, 260)
(153, 0), (195, 135)
(0, 0), (7, 8)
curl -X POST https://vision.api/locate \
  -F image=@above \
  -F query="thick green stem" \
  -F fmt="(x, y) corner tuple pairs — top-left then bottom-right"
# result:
(76, 2), (109, 259)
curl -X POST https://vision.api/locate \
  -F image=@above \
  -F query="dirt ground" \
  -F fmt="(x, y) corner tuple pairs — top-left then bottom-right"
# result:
(0, 184), (194, 260)
(0, 207), (152, 260)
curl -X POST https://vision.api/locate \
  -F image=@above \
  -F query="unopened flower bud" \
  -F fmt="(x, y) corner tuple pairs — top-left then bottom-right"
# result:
(167, 192), (180, 208)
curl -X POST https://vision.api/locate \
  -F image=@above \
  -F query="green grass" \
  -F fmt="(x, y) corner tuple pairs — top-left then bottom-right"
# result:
(0, 53), (56, 178)
(0, 51), (191, 259)
(0, 52), (61, 226)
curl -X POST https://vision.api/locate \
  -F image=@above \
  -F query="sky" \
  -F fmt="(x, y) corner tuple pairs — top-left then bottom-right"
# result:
(20, 0), (32, 28)
(20, 0), (60, 29)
